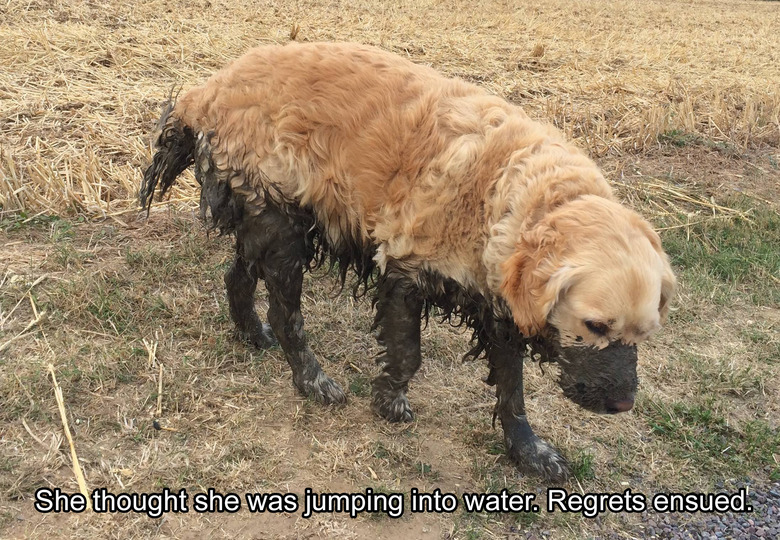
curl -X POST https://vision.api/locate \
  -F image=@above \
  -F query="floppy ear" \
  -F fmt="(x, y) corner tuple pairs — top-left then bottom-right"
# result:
(658, 258), (676, 321)
(499, 225), (568, 336)
(638, 221), (677, 321)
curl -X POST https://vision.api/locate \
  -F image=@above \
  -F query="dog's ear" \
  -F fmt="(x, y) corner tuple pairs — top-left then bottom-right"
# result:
(659, 264), (676, 321)
(638, 221), (677, 321)
(500, 225), (569, 336)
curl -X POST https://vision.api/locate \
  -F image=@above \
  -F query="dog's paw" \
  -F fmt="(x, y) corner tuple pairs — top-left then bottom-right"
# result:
(251, 322), (278, 349)
(371, 374), (414, 422)
(298, 371), (347, 406)
(372, 391), (414, 423)
(237, 322), (277, 349)
(507, 435), (570, 484)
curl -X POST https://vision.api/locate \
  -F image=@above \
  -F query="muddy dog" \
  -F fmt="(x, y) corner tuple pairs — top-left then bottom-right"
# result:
(140, 42), (675, 482)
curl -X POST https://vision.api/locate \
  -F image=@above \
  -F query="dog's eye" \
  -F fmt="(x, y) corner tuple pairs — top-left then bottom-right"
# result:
(584, 320), (609, 336)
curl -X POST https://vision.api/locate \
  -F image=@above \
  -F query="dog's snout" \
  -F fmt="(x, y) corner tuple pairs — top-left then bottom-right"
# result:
(605, 398), (634, 414)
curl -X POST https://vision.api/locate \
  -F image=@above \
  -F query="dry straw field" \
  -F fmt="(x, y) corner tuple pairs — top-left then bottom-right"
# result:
(1, 0), (779, 538)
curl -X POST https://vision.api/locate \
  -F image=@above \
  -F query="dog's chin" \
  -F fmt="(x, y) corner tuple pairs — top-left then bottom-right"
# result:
(559, 381), (636, 414)
(553, 341), (639, 414)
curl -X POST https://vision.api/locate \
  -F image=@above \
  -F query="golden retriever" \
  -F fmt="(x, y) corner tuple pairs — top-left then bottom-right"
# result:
(141, 42), (675, 482)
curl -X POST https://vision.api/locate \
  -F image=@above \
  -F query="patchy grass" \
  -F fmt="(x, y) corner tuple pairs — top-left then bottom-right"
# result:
(3, 198), (779, 539)
(659, 203), (780, 306)
(1, 0), (779, 538)
(645, 400), (780, 482)
(657, 130), (740, 156)
(348, 374), (372, 398)
(569, 451), (597, 482)
(659, 130), (700, 148)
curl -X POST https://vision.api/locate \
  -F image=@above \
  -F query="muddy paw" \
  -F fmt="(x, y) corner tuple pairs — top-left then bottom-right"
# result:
(297, 371), (348, 406)
(507, 435), (570, 484)
(372, 391), (414, 422)
(239, 322), (277, 349)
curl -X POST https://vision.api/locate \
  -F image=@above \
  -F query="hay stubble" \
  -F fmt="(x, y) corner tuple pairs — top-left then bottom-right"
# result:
(1, 0), (778, 538)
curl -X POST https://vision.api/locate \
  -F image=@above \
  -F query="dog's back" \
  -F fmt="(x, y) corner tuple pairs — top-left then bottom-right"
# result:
(167, 42), (602, 286)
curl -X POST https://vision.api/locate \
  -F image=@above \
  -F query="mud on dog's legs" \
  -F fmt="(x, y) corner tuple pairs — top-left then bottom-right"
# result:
(487, 324), (570, 483)
(224, 251), (276, 349)
(241, 208), (346, 405)
(371, 269), (424, 422)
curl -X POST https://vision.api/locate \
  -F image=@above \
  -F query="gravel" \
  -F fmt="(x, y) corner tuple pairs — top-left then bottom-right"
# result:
(514, 479), (779, 540)
(626, 480), (779, 540)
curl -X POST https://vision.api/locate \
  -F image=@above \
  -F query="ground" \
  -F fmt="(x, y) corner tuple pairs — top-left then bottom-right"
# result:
(0, 0), (778, 538)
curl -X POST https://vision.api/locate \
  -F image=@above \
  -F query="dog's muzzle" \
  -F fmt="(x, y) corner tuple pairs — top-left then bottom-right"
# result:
(555, 341), (639, 414)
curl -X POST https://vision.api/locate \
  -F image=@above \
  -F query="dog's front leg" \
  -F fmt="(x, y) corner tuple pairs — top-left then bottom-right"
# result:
(487, 324), (570, 483)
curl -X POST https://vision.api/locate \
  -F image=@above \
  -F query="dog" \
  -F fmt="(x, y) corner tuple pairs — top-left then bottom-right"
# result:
(140, 42), (675, 482)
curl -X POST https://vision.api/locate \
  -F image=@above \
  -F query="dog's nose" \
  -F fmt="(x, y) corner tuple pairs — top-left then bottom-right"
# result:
(605, 399), (634, 414)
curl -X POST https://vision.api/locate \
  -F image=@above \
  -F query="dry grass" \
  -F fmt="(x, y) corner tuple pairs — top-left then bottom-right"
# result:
(1, 0), (779, 217)
(1, 0), (779, 538)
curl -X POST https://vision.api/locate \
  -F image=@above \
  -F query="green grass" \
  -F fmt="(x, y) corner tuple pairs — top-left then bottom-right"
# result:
(569, 450), (596, 481)
(658, 129), (699, 148)
(658, 130), (739, 155)
(645, 400), (780, 480)
(677, 351), (766, 397)
(348, 373), (371, 397)
(83, 276), (139, 334)
(124, 236), (207, 280)
(659, 203), (780, 306)
(0, 212), (63, 231)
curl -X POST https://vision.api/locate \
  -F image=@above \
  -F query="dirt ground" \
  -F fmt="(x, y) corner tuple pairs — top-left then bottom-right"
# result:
(1, 0), (778, 538)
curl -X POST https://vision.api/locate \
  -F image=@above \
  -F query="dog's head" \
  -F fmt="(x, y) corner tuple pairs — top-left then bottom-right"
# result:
(500, 195), (675, 414)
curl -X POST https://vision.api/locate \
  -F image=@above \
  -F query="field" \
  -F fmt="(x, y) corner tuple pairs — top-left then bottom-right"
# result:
(1, 0), (779, 538)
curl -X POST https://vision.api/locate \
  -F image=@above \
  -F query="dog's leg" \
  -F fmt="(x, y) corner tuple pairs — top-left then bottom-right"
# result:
(259, 214), (347, 406)
(371, 270), (424, 422)
(488, 324), (570, 483)
(225, 252), (276, 349)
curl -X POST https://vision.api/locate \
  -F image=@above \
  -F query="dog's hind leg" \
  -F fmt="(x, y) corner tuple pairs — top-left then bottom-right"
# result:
(371, 268), (424, 422)
(487, 323), (570, 483)
(225, 251), (277, 349)
(251, 208), (347, 406)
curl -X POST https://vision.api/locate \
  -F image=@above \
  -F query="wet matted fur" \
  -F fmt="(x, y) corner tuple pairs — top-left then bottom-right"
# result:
(140, 42), (675, 483)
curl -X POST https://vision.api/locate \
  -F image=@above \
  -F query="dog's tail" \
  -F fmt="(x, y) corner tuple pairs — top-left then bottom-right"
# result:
(139, 98), (196, 213)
